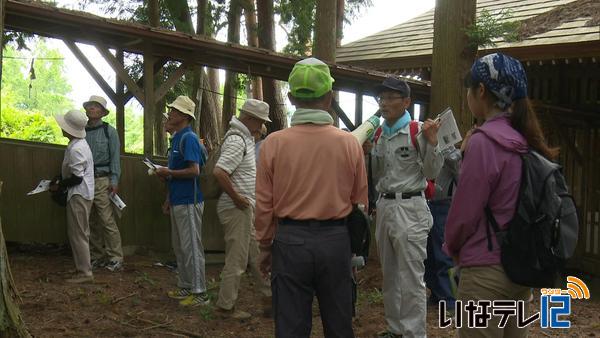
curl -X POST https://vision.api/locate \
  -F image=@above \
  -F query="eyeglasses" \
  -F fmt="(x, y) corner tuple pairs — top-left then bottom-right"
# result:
(376, 95), (405, 104)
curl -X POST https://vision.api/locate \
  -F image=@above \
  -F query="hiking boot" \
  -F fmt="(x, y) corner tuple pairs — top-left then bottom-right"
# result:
(375, 330), (402, 338)
(91, 259), (106, 269)
(215, 306), (252, 320)
(179, 293), (210, 307)
(105, 260), (123, 272)
(65, 273), (94, 284)
(167, 288), (192, 300)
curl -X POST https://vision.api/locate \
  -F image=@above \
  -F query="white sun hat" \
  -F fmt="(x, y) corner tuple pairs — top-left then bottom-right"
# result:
(167, 96), (196, 119)
(83, 95), (109, 113)
(239, 99), (271, 122)
(55, 109), (89, 138)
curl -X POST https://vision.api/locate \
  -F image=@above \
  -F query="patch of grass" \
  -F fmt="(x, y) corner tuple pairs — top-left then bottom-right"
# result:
(198, 305), (214, 321)
(97, 292), (111, 305)
(363, 287), (383, 305)
(134, 272), (156, 286)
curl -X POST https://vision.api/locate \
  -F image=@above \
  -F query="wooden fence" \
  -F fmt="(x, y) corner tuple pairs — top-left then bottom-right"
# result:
(0, 138), (225, 252)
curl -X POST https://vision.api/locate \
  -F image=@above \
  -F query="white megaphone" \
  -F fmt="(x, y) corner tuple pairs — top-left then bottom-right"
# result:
(351, 110), (382, 145)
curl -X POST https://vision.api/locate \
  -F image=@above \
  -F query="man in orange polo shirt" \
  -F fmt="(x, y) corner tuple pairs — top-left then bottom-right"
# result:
(255, 57), (368, 337)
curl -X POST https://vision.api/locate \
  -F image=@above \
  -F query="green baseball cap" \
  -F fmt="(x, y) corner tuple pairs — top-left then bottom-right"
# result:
(288, 57), (335, 99)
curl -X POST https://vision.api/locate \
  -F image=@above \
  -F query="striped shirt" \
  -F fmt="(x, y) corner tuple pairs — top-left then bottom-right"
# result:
(85, 120), (121, 186)
(216, 117), (256, 212)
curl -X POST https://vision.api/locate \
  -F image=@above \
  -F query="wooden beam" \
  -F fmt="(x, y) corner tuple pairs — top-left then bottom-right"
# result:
(143, 46), (155, 156)
(115, 49), (125, 154)
(355, 90), (363, 126)
(154, 62), (189, 104)
(64, 39), (116, 104)
(124, 57), (169, 104)
(332, 99), (355, 131)
(96, 44), (145, 105)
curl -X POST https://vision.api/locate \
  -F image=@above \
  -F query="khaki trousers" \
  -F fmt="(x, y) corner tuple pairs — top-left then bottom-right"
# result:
(457, 265), (530, 338)
(216, 206), (270, 310)
(66, 194), (93, 275)
(89, 176), (123, 262)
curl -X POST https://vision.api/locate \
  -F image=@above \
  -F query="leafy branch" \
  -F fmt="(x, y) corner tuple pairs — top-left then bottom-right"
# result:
(464, 9), (521, 50)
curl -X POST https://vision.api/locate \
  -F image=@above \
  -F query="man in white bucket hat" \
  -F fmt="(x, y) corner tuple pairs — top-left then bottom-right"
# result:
(51, 109), (95, 283)
(155, 95), (210, 307)
(82, 95), (124, 272)
(212, 99), (272, 319)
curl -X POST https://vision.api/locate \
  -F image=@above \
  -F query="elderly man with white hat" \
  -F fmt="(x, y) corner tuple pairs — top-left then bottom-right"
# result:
(51, 109), (95, 283)
(155, 95), (210, 307)
(212, 99), (272, 319)
(82, 95), (124, 272)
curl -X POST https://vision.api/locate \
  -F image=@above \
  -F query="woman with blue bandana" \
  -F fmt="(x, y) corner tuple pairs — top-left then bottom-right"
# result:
(444, 53), (558, 337)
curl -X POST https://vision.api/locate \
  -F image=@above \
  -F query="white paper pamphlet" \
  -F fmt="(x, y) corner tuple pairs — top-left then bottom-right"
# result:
(143, 157), (165, 175)
(110, 193), (127, 211)
(27, 180), (52, 195)
(435, 107), (462, 150)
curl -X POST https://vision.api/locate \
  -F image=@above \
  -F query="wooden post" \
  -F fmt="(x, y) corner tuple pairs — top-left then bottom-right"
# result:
(0, 0), (5, 127)
(355, 90), (363, 126)
(0, 182), (31, 337)
(143, 47), (155, 157)
(116, 49), (125, 154)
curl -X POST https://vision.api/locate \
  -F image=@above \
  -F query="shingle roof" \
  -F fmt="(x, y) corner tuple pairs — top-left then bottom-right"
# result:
(337, 0), (599, 69)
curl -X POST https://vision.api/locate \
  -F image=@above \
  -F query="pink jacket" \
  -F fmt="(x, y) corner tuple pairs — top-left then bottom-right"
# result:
(444, 114), (527, 267)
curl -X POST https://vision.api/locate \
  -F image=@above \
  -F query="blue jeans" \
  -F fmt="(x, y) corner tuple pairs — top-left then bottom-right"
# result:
(424, 200), (456, 309)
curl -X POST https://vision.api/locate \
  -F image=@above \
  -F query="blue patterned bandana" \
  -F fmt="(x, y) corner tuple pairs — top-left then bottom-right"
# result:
(471, 53), (528, 110)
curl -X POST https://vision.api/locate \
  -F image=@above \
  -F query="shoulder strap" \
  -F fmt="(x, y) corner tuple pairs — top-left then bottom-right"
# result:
(485, 205), (501, 251)
(373, 126), (383, 145)
(409, 120), (419, 152)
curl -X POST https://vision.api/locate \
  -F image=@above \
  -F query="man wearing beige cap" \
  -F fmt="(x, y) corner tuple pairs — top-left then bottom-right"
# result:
(255, 58), (368, 337)
(213, 99), (272, 319)
(51, 109), (95, 283)
(155, 95), (209, 307)
(83, 95), (124, 272)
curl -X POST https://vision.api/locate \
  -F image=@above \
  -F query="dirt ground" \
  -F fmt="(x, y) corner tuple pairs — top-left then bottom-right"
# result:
(8, 244), (600, 338)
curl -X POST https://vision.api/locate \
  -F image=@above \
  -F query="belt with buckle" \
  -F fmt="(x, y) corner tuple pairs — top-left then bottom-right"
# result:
(280, 218), (346, 227)
(382, 191), (423, 199)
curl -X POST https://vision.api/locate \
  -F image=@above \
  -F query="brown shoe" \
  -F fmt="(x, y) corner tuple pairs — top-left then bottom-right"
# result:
(215, 307), (252, 320)
(65, 273), (94, 284)
(261, 296), (273, 318)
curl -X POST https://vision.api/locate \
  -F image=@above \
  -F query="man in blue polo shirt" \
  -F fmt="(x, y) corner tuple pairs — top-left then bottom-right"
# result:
(156, 95), (209, 307)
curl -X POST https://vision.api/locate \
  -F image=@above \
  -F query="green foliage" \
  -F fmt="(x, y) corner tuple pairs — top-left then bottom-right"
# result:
(2, 40), (73, 116)
(0, 100), (66, 144)
(276, 0), (373, 56)
(277, 0), (316, 56)
(465, 9), (521, 50)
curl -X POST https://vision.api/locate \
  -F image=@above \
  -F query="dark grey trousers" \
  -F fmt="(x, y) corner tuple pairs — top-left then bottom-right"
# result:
(271, 224), (354, 338)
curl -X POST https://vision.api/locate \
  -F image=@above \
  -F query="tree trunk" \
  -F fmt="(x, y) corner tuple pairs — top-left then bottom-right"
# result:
(312, 0), (337, 62)
(313, 0), (338, 123)
(430, 0), (477, 134)
(0, 182), (31, 338)
(257, 0), (286, 131)
(149, 0), (167, 156)
(243, 0), (262, 100)
(194, 0), (221, 150)
(222, 0), (242, 134)
(165, 0), (221, 149)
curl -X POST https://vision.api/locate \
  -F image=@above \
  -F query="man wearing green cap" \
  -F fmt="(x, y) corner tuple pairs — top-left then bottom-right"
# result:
(255, 57), (368, 337)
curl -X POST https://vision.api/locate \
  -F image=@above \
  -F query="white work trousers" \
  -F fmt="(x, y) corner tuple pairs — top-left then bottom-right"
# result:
(375, 195), (433, 338)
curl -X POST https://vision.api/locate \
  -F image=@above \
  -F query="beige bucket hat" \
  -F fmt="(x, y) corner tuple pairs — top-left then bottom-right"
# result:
(55, 110), (88, 138)
(167, 96), (196, 119)
(83, 95), (109, 114)
(239, 99), (271, 122)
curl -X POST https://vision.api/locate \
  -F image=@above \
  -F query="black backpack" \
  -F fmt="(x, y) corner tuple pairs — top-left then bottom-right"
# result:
(485, 150), (579, 288)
